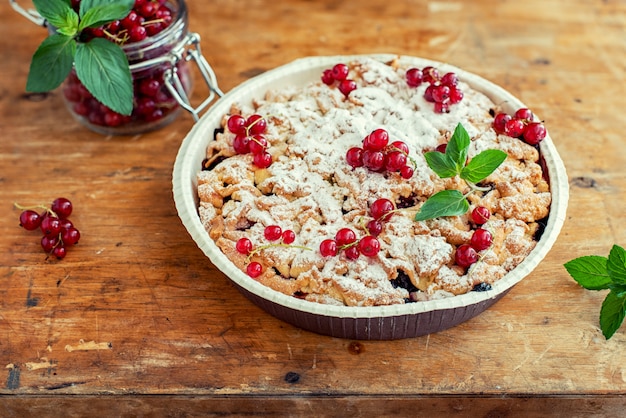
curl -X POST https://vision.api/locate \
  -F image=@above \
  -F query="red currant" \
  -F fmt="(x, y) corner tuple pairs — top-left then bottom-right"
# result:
(232, 134), (251, 154)
(227, 114), (247, 134)
(390, 140), (409, 155)
(40, 216), (61, 237)
(246, 114), (267, 135)
(432, 85), (450, 103)
(441, 72), (458, 86)
(399, 165), (414, 179)
(249, 135), (268, 155)
(41, 235), (60, 253)
(449, 86), (464, 104)
(358, 236), (381, 257)
(384, 151), (407, 172)
(344, 246), (360, 260)
(52, 245), (67, 260)
(514, 108), (533, 121)
(335, 228), (357, 247)
(282, 230), (296, 244)
(19, 210), (41, 231)
(370, 198), (395, 221)
(422, 66), (440, 84)
(406, 68), (423, 87)
(471, 206), (491, 225)
(455, 244), (478, 269)
(61, 227), (81, 246)
(253, 151), (272, 168)
(470, 228), (493, 251)
(264, 225), (283, 241)
(331, 63), (349, 81)
(423, 84), (436, 102)
(338, 79), (357, 97)
(523, 122), (546, 145)
(363, 129), (389, 151)
(236, 237), (253, 255)
(362, 150), (385, 172)
(366, 219), (383, 236)
(321, 69), (334, 85)
(435, 143), (447, 153)
(319, 239), (338, 257)
(346, 147), (364, 168)
(493, 113), (511, 134)
(504, 118), (526, 138)
(247, 262), (263, 278)
(52, 197), (73, 218)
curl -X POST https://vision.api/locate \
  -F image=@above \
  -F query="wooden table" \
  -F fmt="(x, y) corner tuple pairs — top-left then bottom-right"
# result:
(1, 0), (625, 415)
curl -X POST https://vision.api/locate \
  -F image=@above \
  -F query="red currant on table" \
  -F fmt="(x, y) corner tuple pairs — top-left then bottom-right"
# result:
(16, 197), (80, 260)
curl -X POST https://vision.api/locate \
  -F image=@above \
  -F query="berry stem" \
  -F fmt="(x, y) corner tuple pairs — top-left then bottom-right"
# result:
(14, 202), (54, 216)
(246, 243), (312, 262)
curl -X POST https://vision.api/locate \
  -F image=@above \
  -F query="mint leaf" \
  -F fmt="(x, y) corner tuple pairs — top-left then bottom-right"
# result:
(564, 256), (611, 290)
(415, 190), (468, 221)
(75, 38), (133, 115)
(79, 0), (135, 30)
(609, 284), (626, 299)
(26, 34), (76, 93)
(599, 290), (626, 339)
(33, 0), (78, 36)
(607, 245), (626, 285)
(424, 151), (459, 178)
(446, 123), (470, 171)
(461, 149), (508, 184)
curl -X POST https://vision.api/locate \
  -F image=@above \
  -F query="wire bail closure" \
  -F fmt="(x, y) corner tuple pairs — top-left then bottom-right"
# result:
(9, 0), (46, 26)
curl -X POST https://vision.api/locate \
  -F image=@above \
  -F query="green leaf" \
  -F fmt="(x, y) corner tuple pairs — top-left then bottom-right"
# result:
(79, 0), (135, 29)
(33, 0), (78, 36)
(609, 283), (626, 299)
(607, 245), (626, 285)
(446, 123), (470, 171)
(564, 256), (611, 290)
(424, 151), (459, 178)
(599, 290), (626, 339)
(461, 149), (508, 183)
(414, 190), (469, 221)
(75, 38), (133, 115)
(26, 34), (76, 93)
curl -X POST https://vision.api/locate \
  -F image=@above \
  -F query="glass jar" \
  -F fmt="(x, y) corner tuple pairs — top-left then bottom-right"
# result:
(11, 0), (222, 135)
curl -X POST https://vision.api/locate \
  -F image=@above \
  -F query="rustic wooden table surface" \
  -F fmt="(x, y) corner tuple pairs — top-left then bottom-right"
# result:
(1, 0), (625, 416)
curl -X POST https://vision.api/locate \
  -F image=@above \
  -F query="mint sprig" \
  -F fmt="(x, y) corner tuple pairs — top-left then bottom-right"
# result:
(565, 245), (626, 339)
(26, 0), (134, 116)
(415, 123), (507, 221)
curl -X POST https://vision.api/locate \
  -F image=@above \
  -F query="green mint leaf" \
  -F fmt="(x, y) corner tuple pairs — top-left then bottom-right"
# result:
(414, 190), (469, 221)
(424, 151), (459, 178)
(609, 284), (626, 299)
(75, 38), (133, 116)
(33, 0), (78, 36)
(26, 34), (76, 93)
(460, 149), (508, 184)
(599, 290), (626, 339)
(79, 0), (135, 30)
(607, 245), (626, 285)
(446, 123), (470, 171)
(564, 256), (611, 290)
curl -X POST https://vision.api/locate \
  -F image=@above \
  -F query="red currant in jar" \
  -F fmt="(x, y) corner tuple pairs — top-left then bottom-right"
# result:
(455, 244), (478, 269)
(61, 0), (196, 135)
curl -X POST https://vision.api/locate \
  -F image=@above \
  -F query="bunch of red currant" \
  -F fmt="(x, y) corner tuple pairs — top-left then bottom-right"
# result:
(236, 225), (301, 278)
(226, 114), (273, 168)
(346, 128), (415, 179)
(493, 107), (547, 145)
(454, 206), (493, 269)
(405, 66), (464, 113)
(319, 198), (398, 260)
(321, 63), (358, 98)
(17, 198), (81, 260)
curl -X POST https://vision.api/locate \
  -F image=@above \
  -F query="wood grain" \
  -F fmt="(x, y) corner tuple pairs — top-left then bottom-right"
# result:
(1, 0), (625, 415)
